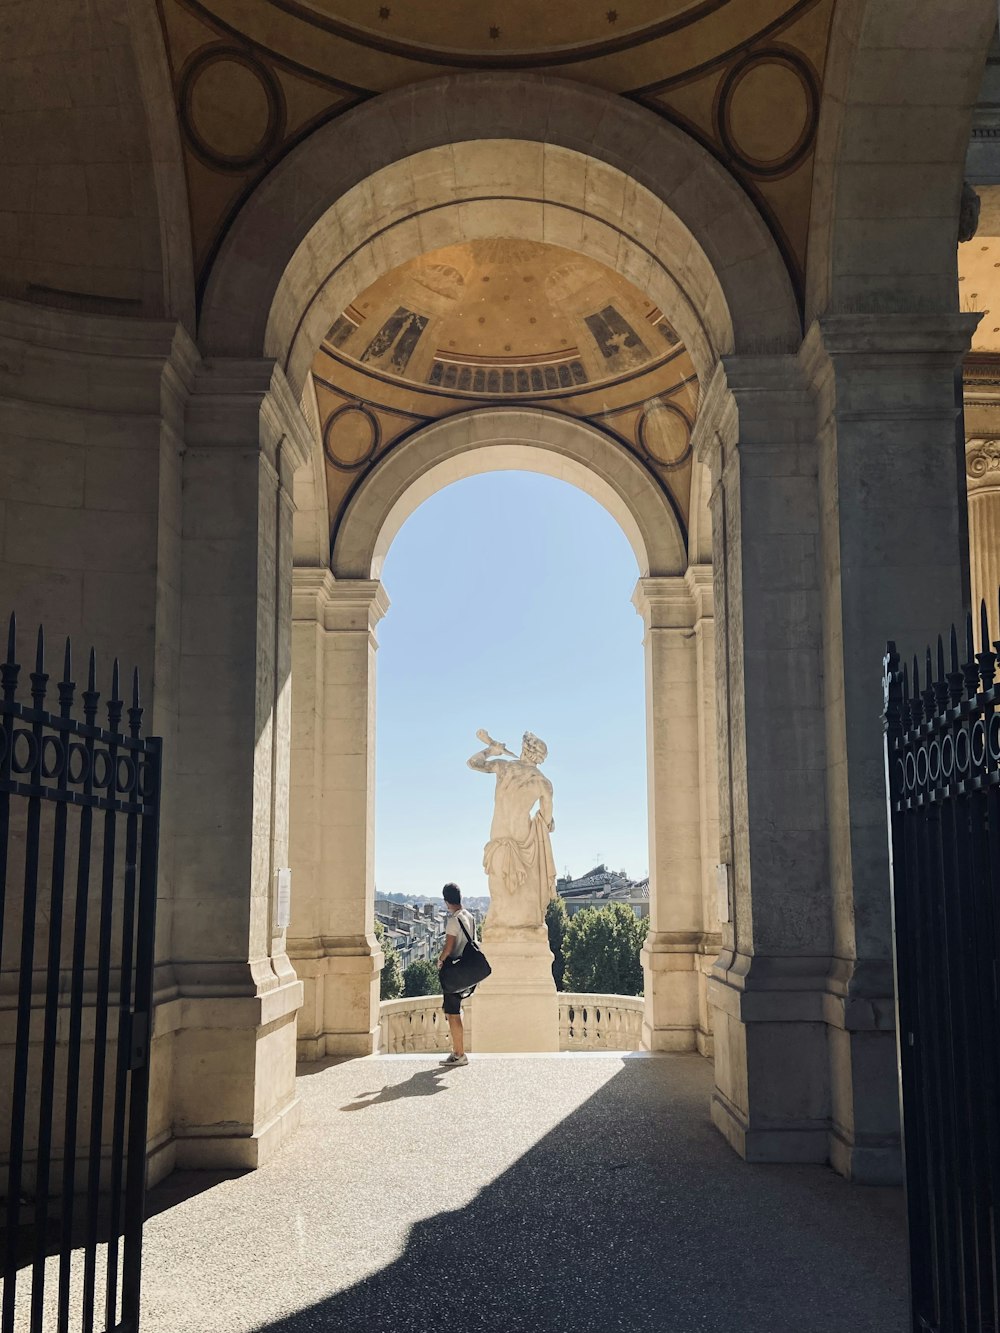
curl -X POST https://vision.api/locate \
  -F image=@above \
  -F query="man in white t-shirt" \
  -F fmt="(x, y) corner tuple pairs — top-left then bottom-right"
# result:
(436, 883), (476, 1067)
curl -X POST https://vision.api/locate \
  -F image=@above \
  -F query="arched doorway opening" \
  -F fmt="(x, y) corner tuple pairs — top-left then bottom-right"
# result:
(289, 406), (718, 1060)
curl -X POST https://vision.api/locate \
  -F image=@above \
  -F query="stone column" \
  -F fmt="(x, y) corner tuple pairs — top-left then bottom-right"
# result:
(288, 573), (387, 1059)
(802, 313), (978, 1182)
(694, 355), (833, 1166)
(170, 360), (310, 1169)
(963, 359), (1000, 620)
(689, 565), (722, 1056)
(633, 573), (713, 1053)
(967, 441), (1000, 615)
(0, 299), (196, 1184)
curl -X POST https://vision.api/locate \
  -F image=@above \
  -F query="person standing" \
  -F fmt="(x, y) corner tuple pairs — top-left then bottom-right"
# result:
(437, 882), (476, 1067)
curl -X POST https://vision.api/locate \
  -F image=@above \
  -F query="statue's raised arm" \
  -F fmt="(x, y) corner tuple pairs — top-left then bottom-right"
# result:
(468, 728), (514, 773)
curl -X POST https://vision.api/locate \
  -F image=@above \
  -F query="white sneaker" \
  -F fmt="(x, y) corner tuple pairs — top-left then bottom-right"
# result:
(440, 1053), (468, 1066)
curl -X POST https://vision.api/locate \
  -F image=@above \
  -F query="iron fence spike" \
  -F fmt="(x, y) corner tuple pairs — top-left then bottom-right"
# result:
(981, 598), (991, 652)
(35, 624), (44, 673)
(951, 624), (960, 673)
(63, 636), (72, 682)
(88, 647), (96, 692)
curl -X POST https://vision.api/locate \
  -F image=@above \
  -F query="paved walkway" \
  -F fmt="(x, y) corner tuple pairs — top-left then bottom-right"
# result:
(128, 1054), (909, 1333)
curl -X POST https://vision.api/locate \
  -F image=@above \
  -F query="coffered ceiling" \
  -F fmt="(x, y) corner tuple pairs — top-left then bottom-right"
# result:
(312, 238), (699, 548)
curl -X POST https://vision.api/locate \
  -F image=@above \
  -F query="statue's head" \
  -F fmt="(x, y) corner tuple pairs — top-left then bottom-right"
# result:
(521, 732), (547, 765)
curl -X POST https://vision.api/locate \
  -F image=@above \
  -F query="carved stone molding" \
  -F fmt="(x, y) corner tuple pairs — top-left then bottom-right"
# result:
(967, 437), (1000, 489)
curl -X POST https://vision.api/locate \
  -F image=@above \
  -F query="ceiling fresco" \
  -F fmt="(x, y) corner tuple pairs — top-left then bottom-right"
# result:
(311, 238), (699, 551)
(155, 0), (835, 303)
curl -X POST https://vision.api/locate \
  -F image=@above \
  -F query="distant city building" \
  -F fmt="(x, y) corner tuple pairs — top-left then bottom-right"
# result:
(556, 866), (649, 920)
(374, 895), (485, 968)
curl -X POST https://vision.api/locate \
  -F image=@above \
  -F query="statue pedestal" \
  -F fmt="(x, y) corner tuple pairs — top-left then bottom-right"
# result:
(471, 928), (559, 1052)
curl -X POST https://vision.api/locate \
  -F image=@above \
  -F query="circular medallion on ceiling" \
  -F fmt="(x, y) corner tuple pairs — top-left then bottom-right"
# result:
(180, 47), (284, 171)
(324, 403), (380, 470)
(716, 48), (818, 179)
(639, 400), (691, 470)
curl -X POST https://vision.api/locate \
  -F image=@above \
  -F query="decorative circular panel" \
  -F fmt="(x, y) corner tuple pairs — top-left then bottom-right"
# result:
(324, 403), (380, 470)
(639, 400), (691, 470)
(180, 47), (284, 170)
(716, 48), (818, 178)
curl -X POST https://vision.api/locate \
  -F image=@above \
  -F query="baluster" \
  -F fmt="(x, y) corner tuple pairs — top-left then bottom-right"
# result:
(31, 639), (76, 1332)
(83, 659), (123, 1333)
(3, 629), (47, 1333)
(933, 637), (950, 718)
(948, 626), (966, 708)
(59, 648), (99, 1330)
(912, 657), (924, 729)
(963, 613), (981, 699)
(977, 600), (996, 690)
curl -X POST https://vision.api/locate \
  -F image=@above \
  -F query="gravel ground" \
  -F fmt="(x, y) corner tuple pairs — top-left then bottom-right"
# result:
(8, 1053), (909, 1332)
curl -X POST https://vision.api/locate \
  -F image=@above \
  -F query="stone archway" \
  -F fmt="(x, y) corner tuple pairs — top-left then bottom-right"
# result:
(289, 406), (719, 1059)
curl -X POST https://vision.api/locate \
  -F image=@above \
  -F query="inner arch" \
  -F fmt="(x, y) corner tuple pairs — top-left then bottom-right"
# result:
(332, 408), (687, 580)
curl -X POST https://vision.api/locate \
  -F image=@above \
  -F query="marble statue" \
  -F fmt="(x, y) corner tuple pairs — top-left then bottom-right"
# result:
(468, 729), (557, 929)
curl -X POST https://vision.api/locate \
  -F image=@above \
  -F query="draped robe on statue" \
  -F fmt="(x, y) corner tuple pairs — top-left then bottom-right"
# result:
(469, 750), (556, 930)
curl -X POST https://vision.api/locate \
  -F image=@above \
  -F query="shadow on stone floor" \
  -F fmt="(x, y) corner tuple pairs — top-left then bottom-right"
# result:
(246, 1061), (909, 1333)
(340, 1066), (451, 1111)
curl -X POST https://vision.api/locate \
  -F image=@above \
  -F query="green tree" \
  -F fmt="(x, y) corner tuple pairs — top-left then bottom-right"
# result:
(374, 921), (403, 1000)
(545, 895), (570, 991)
(563, 902), (648, 996)
(402, 958), (442, 997)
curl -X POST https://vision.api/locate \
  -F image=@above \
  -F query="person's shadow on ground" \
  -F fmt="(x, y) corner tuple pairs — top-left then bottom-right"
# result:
(340, 1067), (450, 1111)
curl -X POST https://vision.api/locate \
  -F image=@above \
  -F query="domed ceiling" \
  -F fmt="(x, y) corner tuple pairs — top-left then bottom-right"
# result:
(155, 0), (834, 300)
(311, 238), (699, 545)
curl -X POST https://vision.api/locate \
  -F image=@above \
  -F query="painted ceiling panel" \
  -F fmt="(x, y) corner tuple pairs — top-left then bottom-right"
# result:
(155, 0), (836, 302)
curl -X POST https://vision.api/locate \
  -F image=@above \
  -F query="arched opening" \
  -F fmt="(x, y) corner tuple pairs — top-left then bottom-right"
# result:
(290, 406), (718, 1057)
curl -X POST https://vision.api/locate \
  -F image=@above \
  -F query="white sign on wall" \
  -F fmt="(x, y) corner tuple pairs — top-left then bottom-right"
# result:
(716, 863), (731, 924)
(276, 867), (292, 931)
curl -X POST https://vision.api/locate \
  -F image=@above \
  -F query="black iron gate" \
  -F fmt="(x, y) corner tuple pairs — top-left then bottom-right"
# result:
(0, 616), (161, 1333)
(883, 604), (1000, 1332)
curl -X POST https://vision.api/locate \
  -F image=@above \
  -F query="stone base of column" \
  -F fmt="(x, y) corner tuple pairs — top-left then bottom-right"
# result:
(159, 971), (303, 1170)
(290, 937), (383, 1060)
(641, 931), (702, 1052)
(473, 929), (558, 1052)
(708, 957), (831, 1165)
(825, 972), (901, 1184)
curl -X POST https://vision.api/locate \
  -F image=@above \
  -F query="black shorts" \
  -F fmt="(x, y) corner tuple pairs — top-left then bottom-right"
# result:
(442, 986), (475, 1016)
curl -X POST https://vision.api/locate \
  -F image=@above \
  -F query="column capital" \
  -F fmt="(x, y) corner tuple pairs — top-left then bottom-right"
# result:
(292, 568), (390, 631)
(632, 574), (697, 630)
(692, 354), (812, 468)
(803, 312), (982, 366)
(188, 357), (314, 476)
(967, 437), (1000, 493)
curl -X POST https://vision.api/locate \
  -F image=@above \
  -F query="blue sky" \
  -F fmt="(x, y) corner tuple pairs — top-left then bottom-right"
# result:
(375, 470), (649, 898)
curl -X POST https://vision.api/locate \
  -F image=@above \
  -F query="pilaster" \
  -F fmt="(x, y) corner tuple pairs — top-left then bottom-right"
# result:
(633, 572), (717, 1054)
(166, 358), (311, 1168)
(963, 355), (1000, 618)
(288, 571), (388, 1059)
(694, 353), (833, 1167)
(801, 314), (978, 1181)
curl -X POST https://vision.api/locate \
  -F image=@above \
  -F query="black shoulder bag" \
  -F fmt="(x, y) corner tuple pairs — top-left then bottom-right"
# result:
(441, 916), (492, 994)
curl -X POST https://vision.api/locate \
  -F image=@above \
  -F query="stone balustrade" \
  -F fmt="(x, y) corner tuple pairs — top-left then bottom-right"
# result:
(378, 993), (643, 1053)
(558, 994), (643, 1051)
